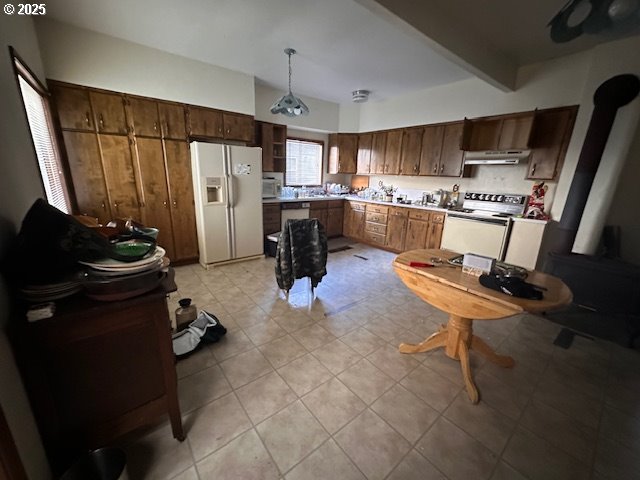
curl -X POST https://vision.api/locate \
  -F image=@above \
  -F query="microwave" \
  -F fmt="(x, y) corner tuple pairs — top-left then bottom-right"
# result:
(262, 178), (282, 198)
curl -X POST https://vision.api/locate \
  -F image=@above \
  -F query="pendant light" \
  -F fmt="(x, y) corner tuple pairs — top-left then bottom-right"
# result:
(270, 48), (309, 117)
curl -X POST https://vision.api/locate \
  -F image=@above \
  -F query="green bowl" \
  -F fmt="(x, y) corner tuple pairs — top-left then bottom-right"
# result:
(113, 240), (155, 258)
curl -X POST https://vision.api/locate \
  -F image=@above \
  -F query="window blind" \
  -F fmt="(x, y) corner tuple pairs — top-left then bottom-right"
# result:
(286, 139), (323, 186)
(16, 64), (70, 214)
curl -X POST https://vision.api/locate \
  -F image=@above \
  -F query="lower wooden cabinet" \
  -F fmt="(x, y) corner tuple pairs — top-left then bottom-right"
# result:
(343, 201), (366, 239)
(311, 200), (343, 237)
(262, 203), (281, 235)
(385, 207), (409, 251)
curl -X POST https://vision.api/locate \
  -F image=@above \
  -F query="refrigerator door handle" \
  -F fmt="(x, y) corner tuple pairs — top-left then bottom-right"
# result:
(225, 145), (237, 258)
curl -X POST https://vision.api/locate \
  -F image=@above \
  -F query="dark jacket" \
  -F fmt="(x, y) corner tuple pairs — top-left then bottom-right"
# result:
(275, 218), (328, 292)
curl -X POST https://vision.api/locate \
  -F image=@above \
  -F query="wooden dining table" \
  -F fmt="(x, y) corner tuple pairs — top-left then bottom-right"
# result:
(393, 249), (572, 403)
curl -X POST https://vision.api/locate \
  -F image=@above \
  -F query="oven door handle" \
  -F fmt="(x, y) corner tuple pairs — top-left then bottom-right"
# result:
(446, 213), (510, 226)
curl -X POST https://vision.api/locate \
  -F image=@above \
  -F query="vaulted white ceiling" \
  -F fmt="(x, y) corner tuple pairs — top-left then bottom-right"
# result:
(43, 0), (640, 104)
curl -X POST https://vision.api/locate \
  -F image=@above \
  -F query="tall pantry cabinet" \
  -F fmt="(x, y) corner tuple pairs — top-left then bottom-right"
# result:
(50, 81), (198, 263)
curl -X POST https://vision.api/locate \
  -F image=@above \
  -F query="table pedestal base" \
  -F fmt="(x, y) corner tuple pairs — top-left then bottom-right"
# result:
(399, 314), (514, 403)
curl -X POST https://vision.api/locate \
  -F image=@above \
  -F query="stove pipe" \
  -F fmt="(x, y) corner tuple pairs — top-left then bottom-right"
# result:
(552, 74), (640, 254)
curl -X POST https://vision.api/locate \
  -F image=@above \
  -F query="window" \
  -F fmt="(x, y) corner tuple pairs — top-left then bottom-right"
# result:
(285, 138), (323, 186)
(12, 48), (71, 213)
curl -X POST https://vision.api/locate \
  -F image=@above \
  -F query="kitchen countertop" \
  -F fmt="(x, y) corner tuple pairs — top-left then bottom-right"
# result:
(263, 195), (548, 223)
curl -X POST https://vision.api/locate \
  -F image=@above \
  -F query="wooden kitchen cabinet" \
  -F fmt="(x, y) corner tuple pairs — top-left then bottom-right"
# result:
(257, 121), (286, 172)
(370, 132), (387, 174)
(164, 140), (199, 261)
(223, 112), (254, 143)
(134, 137), (176, 259)
(158, 102), (187, 140)
(14, 277), (184, 475)
(356, 133), (373, 174)
(262, 203), (281, 235)
(405, 210), (430, 251)
(383, 130), (403, 175)
(188, 106), (224, 138)
(426, 212), (445, 249)
(326, 201), (344, 237)
(465, 112), (535, 151)
(385, 207), (408, 251)
(90, 91), (129, 135)
(50, 84), (94, 131)
(527, 106), (577, 180)
(343, 201), (366, 240)
(418, 122), (464, 177)
(328, 133), (358, 174)
(99, 134), (142, 220)
(399, 127), (423, 175)
(310, 201), (329, 230)
(62, 131), (111, 224)
(127, 97), (161, 138)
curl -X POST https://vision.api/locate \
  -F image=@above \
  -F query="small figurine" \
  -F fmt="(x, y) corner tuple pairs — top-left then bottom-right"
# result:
(526, 182), (549, 220)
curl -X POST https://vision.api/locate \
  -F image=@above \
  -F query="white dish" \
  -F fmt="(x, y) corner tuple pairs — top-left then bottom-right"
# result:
(82, 258), (165, 277)
(79, 247), (165, 270)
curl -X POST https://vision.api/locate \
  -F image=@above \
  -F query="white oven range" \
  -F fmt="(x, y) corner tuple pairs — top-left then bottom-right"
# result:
(440, 192), (528, 260)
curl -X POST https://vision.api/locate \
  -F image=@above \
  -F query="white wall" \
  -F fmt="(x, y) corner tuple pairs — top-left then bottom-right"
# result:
(35, 19), (255, 114)
(353, 37), (640, 255)
(254, 83), (339, 132)
(0, 14), (52, 480)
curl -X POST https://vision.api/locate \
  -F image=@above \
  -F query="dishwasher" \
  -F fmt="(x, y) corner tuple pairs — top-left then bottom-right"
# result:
(280, 202), (310, 230)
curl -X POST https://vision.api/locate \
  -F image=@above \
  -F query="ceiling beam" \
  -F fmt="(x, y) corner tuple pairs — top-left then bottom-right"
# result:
(354, 0), (518, 92)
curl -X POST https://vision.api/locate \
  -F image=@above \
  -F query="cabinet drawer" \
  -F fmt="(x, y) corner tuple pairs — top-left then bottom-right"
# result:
(263, 204), (280, 215)
(365, 222), (387, 235)
(431, 212), (445, 224)
(365, 212), (388, 224)
(364, 231), (386, 246)
(349, 201), (366, 211)
(389, 207), (409, 217)
(409, 209), (431, 221)
(366, 204), (389, 214)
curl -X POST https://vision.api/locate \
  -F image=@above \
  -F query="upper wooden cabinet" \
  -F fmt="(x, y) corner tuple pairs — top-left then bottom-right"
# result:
(50, 84), (94, 131)
(370, 132), (387, 174)
(527, 106), (577, 180)
(127, 97), (161, 138)
(383, 130), (403, 175)
(188, 106), (224, 138)
(465, 112), (535, 151)
(418, 122), (464, 177)
(328, 133), (358, 174)
(187, 106), (254, 143)
(158, 102), (187, 140)
(90, 92), (128, 135)
(399, 127), (423, 176)
(258, 122), (287, 172)
(356, 133), (373, 174)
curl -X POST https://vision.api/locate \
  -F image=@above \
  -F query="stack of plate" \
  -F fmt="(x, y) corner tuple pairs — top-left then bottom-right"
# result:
(20, 280), (83, 302)
(79, 246), (167, 276)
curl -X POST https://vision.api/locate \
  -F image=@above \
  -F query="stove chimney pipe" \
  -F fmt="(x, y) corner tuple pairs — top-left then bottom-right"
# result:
(552, 74), (639, 254)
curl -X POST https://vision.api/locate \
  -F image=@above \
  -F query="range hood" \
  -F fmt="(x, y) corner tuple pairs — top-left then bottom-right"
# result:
(464, 150), (530, 165)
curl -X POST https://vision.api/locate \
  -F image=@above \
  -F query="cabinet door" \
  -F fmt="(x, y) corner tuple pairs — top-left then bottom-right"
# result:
(188, 107), (223, 138)
(128, 97), (161, 138)
(405, 219), (429, 251)
(400, 127), (423, 175)
(326, 206), (344, 237)
(100, 135), (141, 220)
(310, 207), (328, 230)
(223, 113), (254, 142)
(353, 210), (365, 240)
(370, 132), (387, 174)
(339, 134), (358, 173)
(425, 222), (444, 249)
(385, 211), (408, 251)
(90, 92), (128, 135)
(384, 130), (403, 175)
(158, 102), (187, 140)
(51, 85), (94, 131)
(134, 137), (175, 259)
(62, 131), (111, 223)
(498, 114), (534, 150)
(527, 108), (575, 180)
(357, 133), (373, 174)
(467, 119), (502, 151)
(419, 125), (444, 176)
(165, 140), (199, 260)
(439, 122), (465, 177)
(260, 123), (275, 172)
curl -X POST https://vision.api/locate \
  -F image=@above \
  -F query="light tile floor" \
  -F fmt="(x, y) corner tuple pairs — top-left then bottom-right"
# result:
(123, 242), (640, 480)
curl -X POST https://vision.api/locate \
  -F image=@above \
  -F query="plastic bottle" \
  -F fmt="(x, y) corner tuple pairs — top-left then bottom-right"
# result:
(175, 298), (197, 331)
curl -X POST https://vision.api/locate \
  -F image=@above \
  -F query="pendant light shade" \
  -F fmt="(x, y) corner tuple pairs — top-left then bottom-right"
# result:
(270, 48), (309, 117)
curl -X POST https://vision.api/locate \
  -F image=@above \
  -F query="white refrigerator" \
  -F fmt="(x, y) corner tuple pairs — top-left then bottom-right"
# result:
(190, 142), (264, 267)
